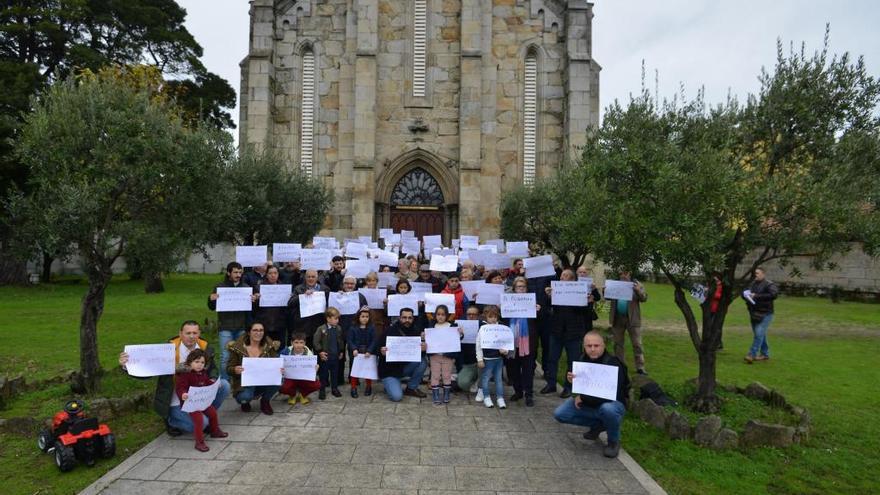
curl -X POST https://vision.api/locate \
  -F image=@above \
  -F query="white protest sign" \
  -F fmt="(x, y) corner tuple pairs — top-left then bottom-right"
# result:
(299, 291), (327, 318)
(259, 284), (292, 307)
(350, 354), (378, 380)
(425, 327), (462, 354)
(385, 233), (401, 245)
(300, 249), (332, 271)
(216, 287), (253, 312)
(282, 354), (318, 380)
(359, 287), (387, 309)
(690, 284), (707, 304)
(375, 250), (399, 267)
(401, 230), (415, 240)
(385, 336), (422, 362)
(483, 253), (511, 270)
(572, 361), (619, 401)
(345, 242), (368, 259)
(312, 236), (338, 250)
(477, 244), (498, 253)
(460, 280), (485, 300)
(272, 243), (302, 263)
(551, 281), (589, 307)
(429, 255), (459, 273)
(523, 255), (556, 278)
(123, 344), (175, 377)
(506, 241), (530, 257)
(579, 276), (594, 288)
(181, 380), (221, 413)
(379, 228), (394, 239)
(423, 235), (442, 251)
(328, 291), (361, 315)
(486, 239), (506, 253)
(368, 258), (381, 275)
(425, 293), (456, 313)
(378, 271), (398, 289)
(345, 259), (371, 278)
(479, 324), (515, 351)
(476, 283), (504, 305)
(451, 239), (460, 250)
(358, 236), (373, 244)
(409, 282), (434, 301)
(241, 357), (283, 386)
(236, 245), (268, 267)
(460, 235), (479, 250)
(604, 280), (634, 301)
(465, 249), (486, 267)
(458, 320), (480, 344)
(402, 239), (422, 255)
(387, 293), (420, 316)
(501, 293), (536, 318)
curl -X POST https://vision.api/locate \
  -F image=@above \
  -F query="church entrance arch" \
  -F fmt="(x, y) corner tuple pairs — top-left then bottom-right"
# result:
(375, 150), (458, 244)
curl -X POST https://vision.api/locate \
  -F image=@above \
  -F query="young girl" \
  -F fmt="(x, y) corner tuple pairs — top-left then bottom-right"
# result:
(279, 333), (321, 406)
(427, 304), (458, 405)
(175, 349), (228, 452)
(475, 305), (511, 409)
(348, 307), (377, 398)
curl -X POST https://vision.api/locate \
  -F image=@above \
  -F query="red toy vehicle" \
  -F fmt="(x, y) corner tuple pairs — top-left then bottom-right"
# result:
(37, 400), (116, 472)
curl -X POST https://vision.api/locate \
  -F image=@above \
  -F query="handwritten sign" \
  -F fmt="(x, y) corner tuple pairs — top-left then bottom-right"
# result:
(401, 230), (415, 240)
(475, 283), (504, 305)
(181, 380), (221, 413)
(272, 243), (302, 263)
(350, 354), (378, 380)
(460, 235), (479, 250)
(236, 245), (267, 267)
(690, 284), (707, 304)
(387, 294), (420, 316)
(378, 272), (398, 289)
(478, 324), (514, 351)
(460, 280), (485, 300)
(423, 235), (442, 251)
(458, 320), (480, 344)
(551, 281), (589, 307)
(409, 282), (433, 301)
(329, 291), (360, 315)
(523, 255), (555, 278)
(259, 284), (292, 307)
(402, 239), (421, 255)
(604, 280), (634, 301)
(375, 249), (399, 267)
(385, 336), (422, 362)
(123, 344), (175, 377)
(312, 236), (338, 250)
(429, 255), (459, 273)
(425, 293), (456, 313)
(506, 241), (529, 257)
(572, 361), (619, 401)
(385, 233), (401, 245)
(501, 293), (536, 318)
(216, 287), (253, 312)
(483, 253), (511, 270)
(241, 357), (283, 387)
(345, 259), (371, 278)
(486, 239), (506, 253)
(282, 354), (318, 381)
(358, 287), (387, 309)
(345, 242), (368, 259)
(425, 327), (461, 354)
(300, 249), (332, 271)
(299, 291), (327, 318)
(379, 228), (394, 239)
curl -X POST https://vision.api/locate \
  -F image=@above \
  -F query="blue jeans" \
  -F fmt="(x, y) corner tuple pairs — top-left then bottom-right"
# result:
(381, 358), (428, 402)
(235, 385), (280, 404)
(219, 329), (244, 380)
(480, 358), (504, 398)
(545, 335), (583, 392)
(167, 379), (230, 432)
(749, 313), (773, 358)
(554, 398), (626, 443)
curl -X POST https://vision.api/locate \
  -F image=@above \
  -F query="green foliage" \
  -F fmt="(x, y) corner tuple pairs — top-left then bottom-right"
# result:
(220, 148), (334, 246)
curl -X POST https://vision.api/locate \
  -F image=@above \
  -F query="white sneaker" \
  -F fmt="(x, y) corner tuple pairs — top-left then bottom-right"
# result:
(475, 389), (484, 402)
(497, 398), (507, 409)
(469, 382), (478, 393)
(483, 396), (494, 408)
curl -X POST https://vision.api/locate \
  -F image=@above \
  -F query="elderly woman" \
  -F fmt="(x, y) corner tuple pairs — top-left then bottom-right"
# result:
(227, 321), (281, 415)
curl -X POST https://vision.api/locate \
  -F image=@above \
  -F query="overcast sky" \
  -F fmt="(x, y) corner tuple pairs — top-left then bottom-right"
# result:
(177, 0), (880, 142)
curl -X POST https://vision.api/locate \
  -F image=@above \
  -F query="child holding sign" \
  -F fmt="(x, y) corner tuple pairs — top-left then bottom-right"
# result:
(279, 333), (321, 406)
(347, 308), (378, 398)
(313, 307), (346, 399)
(475, 306), (511, 409)
(427, 305), (459, 405)
(175, 350), (228, 452)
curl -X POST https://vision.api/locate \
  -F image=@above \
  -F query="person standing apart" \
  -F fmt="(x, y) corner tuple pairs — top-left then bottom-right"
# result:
(607, 270), (648, 375)
(743, 267), (778, 363)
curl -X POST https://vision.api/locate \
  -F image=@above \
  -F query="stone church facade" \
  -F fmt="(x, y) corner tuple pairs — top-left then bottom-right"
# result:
(240, 0), (600, 242)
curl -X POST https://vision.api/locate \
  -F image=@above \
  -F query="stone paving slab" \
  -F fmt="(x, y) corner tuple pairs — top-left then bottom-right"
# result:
(81, 378), (666, 495)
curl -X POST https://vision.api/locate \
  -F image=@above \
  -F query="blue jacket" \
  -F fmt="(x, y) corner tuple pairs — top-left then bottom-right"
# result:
(347, 324), (377, 354)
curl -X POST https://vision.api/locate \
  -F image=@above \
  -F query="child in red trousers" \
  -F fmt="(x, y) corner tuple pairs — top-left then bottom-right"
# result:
(176, 349), (228, 451)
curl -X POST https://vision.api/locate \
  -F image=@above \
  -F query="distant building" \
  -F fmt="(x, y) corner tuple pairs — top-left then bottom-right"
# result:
(239, 0), (600, 242)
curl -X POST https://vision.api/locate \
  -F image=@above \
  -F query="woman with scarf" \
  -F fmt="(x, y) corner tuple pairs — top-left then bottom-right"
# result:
(504, 276), (540, 407)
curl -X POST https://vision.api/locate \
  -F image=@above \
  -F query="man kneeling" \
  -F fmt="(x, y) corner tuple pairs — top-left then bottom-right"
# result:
(553, 331), (630, 458)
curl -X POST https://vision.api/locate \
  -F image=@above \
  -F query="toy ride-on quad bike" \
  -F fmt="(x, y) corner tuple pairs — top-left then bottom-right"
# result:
(37, 400), (116, 472)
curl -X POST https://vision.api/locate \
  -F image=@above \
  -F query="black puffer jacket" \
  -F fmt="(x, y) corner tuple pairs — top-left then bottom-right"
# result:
(744, 279), (779, 321)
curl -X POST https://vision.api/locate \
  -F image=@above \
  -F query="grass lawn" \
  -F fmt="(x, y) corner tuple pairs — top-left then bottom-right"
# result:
(0, 275), (879, 494)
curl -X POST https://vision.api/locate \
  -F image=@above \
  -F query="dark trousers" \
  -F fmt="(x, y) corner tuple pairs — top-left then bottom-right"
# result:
(536, 313), (552, 371)
(506, 352), (536, 396)
(546, 335), (583, 392)
(319, 359), (339, 389)
(337, 352), (347, 386)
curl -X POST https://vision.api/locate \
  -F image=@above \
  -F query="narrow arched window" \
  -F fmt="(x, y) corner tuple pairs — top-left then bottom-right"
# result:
(412, 0), (427, 97)
(523, 50), (538, 185)
(300, 48), (315, 176)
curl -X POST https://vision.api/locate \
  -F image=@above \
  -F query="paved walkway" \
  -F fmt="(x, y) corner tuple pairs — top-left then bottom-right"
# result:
(81, 381), (665, 495)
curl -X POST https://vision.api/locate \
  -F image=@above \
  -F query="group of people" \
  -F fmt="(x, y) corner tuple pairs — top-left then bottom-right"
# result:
(119, 240), (780, 459)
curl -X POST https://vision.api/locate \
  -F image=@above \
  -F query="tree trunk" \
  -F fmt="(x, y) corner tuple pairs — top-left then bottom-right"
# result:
(74, 267), (111, 394)
(0, 250), (29, 285)
(144, 271), (165, 293)
(41, 252), (54, 283)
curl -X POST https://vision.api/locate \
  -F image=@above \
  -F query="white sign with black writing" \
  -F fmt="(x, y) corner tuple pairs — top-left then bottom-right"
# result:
(572, 361), (619, 401)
